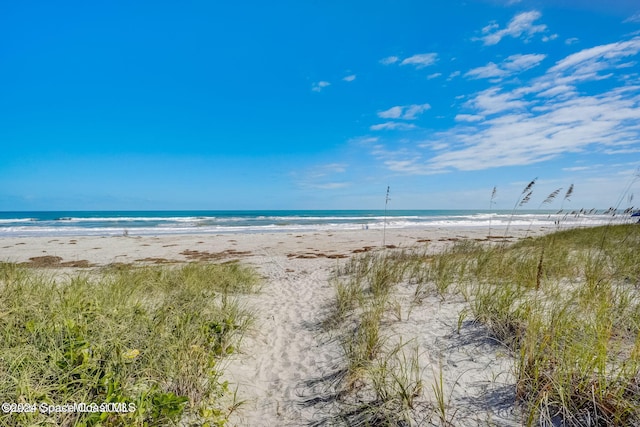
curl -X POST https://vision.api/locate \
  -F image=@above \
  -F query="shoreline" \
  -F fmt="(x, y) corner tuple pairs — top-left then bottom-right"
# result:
(0, 209), (630, 240)
(0, 225), (554, 267)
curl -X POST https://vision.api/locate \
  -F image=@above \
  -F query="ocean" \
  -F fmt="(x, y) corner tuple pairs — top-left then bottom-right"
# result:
(0, 210), (633, 238)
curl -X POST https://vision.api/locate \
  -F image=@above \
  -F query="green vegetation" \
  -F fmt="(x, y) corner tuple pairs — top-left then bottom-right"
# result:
(0, 262), (259, 426)
(469, 224), (640, 426)
(328, 250), (428, 426)
(329, 223), (640, 426)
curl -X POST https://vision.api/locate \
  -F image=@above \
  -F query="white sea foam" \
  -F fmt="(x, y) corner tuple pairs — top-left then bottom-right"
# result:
(47, 216), (211, 223)
(0, 211), (633, 238)
(0, 218), (37, 223)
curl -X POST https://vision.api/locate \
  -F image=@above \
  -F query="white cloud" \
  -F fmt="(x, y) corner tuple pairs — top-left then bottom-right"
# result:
(380, 56), (399, 65)
(536, 84), (576, 99)
(384, 159), (425, 174)
(455, 114), (484, 122)
(402, 104), (431, 119)
(297, 163), (350, 190)
(465, 53), (546, 80)
(477, 11), (548, 45)
(603, 148), (640, 155)
(506, 53), (547, 71)
(314, 182), (350, 190)
(465, 87), (528, 115)
(427, 73), (442, 79)
(427, 142), (450, 150)
(378, 106), (403, 119)
(400, 53), (438, 69)
(465, 62), (505, 79)
(624, 13), (640, 23)
(378, 104), (431, 120)
(616, 61), (637, 69)
(343, 74), (356, 82)
(565, 37), (579, 45)
(549, 37), (640, 80)
(311, 81), (330, 92)
(373, 36), (640, 175)
(562, 166), (591, 172)
(349, 136), (379, 145)
(430, 88), (640, 172)
(370, 122), (417, 131)
(448, 71), (461, 80)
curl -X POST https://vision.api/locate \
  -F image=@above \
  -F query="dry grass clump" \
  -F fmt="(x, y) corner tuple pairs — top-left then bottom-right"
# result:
(0, 261), (259, 426)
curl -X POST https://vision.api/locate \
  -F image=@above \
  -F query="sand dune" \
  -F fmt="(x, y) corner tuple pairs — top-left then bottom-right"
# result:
(0, 226), (545, 425)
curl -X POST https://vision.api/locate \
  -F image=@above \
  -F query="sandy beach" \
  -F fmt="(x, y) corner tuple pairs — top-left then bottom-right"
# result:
(0, 226), (550, 426)
(0, 226), (550, 267)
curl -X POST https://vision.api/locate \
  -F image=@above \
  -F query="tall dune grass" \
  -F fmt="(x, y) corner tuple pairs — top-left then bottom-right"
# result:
(470, 224), (640, 426)
(329, 218), (640, 425)
(326, 250), (428, 425)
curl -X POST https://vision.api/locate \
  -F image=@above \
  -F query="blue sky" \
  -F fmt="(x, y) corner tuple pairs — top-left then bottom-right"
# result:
(1, 0), (640, 210)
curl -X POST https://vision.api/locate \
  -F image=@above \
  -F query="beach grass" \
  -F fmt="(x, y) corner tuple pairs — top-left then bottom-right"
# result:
(329, 223), (640, 425)
(474, 224), (640, 426)
(0, 261), (259, 426)
(329, 251), (429, 425)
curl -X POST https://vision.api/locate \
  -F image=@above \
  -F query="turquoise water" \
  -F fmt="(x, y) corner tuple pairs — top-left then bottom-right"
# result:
(0, 210), (628, 237)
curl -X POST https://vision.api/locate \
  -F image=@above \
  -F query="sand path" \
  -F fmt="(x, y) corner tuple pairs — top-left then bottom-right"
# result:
(225, 253), (342, 426)
(225, 249), (522, 427)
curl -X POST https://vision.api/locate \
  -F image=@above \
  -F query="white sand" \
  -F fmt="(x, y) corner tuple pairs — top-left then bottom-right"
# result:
(0, 226), (547, 425)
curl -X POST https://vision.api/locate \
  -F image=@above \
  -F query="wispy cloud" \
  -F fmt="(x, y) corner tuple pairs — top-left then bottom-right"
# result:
(370, 122), (418, 131)
(465, 53), (547, 80)
(440, 51), (640, 169)
(313, 182), (350, 189)
(624, 13), (640, 23)
(348, 136), (379, 145)
(401, 104), (431, 119)
(465, 62), (504, 80)
(380, 56), (399, 65)
(296, 163), (350, 190)
(465, 87), (528, 115)
(455, 114), (484, 122)
(380, 53), (438, 69)
(477, 11), (548, 45)
(343, 74), (356, 82)
(311, 81), (330, 92)
(400, 53), (438, 69)
(308, 163), (348, 178)
(384, 158), (426, 174)
(427, 73), (442, 79)
(371, 36), (640, 174)
(603, 148), (640, 155)
(562, 166), (592, 172)
(508, 53), (548, 70)
(428, 89), (640, 172)
(548, 37), (640, 80)
(378, 106), (403, 119)
(378, 103), (431, 120)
